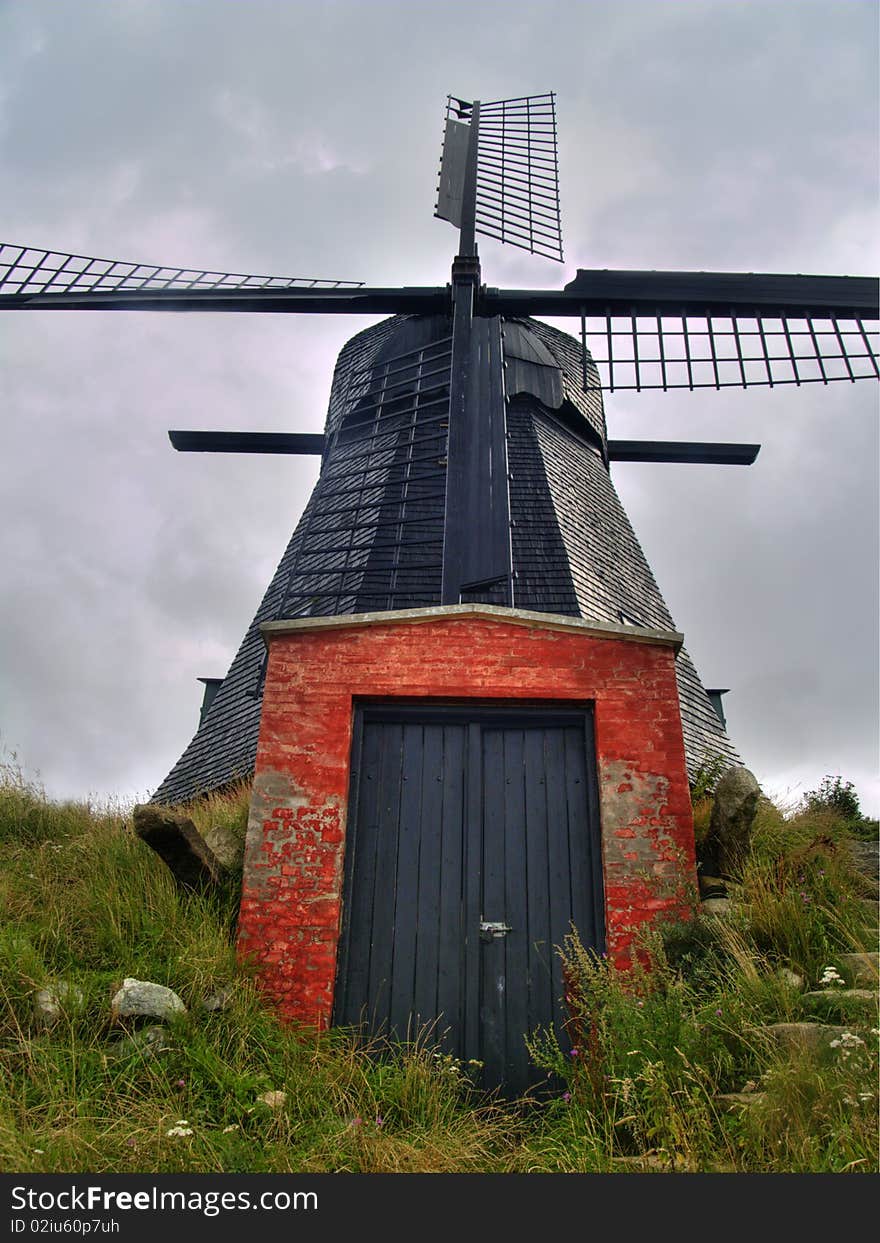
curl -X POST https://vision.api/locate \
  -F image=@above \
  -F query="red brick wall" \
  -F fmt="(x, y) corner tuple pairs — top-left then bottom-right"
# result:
(237, 612), (696, 1027)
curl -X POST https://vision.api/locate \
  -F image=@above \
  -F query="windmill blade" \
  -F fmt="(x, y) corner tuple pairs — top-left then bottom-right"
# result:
(607, 441), (760, 465)
(169, 430), (325, 455)
(436, 92), (563, 262)
(484, 271), (879, 392)
(0, 240), (448, 314)
(0, 259), (447, 315)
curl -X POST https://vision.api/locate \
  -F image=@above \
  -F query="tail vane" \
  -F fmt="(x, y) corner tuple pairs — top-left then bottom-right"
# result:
(436, 92), (563, 263)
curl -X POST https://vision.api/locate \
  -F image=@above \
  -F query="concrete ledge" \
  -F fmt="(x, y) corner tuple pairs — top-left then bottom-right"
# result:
(261, 603), (683, 651)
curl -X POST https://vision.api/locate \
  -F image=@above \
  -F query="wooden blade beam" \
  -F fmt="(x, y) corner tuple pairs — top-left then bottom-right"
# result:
(169, 430), (325, 454)
(0, 286), (451, 314)
(485, 271), (879, 319)
(607, 440), (760, 465)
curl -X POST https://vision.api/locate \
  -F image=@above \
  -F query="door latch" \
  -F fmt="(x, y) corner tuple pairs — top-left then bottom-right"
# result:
(479, 920), (513, 942)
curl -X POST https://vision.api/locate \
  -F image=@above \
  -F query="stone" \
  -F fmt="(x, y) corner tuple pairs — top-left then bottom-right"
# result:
(777, 968), (804, 991)
(761, 1022), (851, 1052)
(33, 982), (85, 1028)
(610, 1153), (696, 1172)
(847, 841), (879, 890)
(202, 822), (245, 872)
(803, 989), (877, 1005)
(109, 1025), (172, 1060)
(201, 986), (234, 1013)
(111, 978), (186, 1022)
(715, 1092), (767, 1112)
(132, 805), (223, 889)
(256, 1090), (286, 1110)
(704, 766), (760, 879)
(838, 952), (878, 987)
(698, 874), (727, 898)
(701, 897), (734, 917)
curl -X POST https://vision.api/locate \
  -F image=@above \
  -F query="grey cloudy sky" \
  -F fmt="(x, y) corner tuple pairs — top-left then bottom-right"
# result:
(1, 0), (877, 813)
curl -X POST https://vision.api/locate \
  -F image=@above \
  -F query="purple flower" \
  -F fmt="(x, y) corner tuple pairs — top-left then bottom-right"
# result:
(569, 1047), (579, 1057)
(375, 1116), (384, 1128)
(562, 1092), (572, 1103)
(715, 1008), (722, 1016)
(175, 1079), (186, 1088)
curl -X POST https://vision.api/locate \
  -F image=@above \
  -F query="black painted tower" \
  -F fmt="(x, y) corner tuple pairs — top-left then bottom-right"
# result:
(153, 307), (739, 804)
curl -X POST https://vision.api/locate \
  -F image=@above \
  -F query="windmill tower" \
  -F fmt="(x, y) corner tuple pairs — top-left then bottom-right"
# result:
(2, 94), (876, 1090)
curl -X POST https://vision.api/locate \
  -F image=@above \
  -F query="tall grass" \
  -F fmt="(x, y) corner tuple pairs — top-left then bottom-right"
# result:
(0, 757), (876, 1173)
(0, 759), (514, 1173)
(522, 797), (878, 1172)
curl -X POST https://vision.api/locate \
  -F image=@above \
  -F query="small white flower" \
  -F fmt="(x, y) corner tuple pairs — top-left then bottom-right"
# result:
(819, 966), (844, 987)
(165, 1122), (194, 1137)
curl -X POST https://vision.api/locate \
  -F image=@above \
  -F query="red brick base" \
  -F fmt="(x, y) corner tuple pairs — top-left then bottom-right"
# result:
(237, 605), (696, 1027)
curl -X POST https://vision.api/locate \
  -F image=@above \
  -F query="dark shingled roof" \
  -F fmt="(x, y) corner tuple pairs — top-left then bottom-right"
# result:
(152, 314), (739, 805)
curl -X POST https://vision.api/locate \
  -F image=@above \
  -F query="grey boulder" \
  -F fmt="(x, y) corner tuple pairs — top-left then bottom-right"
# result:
(704, 766), (761, 878)
(111, 978), (186, 1022)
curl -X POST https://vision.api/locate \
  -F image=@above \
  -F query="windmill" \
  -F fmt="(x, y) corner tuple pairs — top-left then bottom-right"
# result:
(2, 93), (877, 1090)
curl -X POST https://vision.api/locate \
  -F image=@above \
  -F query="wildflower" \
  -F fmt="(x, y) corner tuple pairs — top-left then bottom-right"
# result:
(568, 1047), (579, 1057)
(175, 1078), (186, 1088)
(562, 1092), (572, 1103)
(819, 966), (844, 987)
(715, 1008), (722, 1017)
(840, 1032), (864, 1048)
(375, 1116), (384, 1128)
(166, 1121), (193, 1138)
(126, 1138), (137, 1148)
(351, 1117), (362, 1128)
(829, 1031), (865, 1054)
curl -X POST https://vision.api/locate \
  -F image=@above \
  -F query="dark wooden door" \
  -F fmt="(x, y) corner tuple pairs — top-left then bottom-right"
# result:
(334, 702), (604, 1092)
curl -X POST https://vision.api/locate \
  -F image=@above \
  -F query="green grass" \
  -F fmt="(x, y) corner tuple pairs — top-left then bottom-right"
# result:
(0, 757), (876, 1173)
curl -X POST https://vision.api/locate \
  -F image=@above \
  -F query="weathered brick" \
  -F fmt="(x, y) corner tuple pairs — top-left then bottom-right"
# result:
(237, 612), (696, 1025)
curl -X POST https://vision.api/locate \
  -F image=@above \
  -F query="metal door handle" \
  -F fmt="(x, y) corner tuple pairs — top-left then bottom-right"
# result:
(479, 920), (513, 942)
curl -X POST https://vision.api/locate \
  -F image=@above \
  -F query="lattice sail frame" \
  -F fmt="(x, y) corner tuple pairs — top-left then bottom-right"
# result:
(577, 312), (879, 392)
(436, 93), (564, 263)
(0, 242), (364, 297)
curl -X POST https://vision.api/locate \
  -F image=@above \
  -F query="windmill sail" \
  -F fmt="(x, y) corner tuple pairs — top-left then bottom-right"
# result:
(0, 242), (363, 302)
